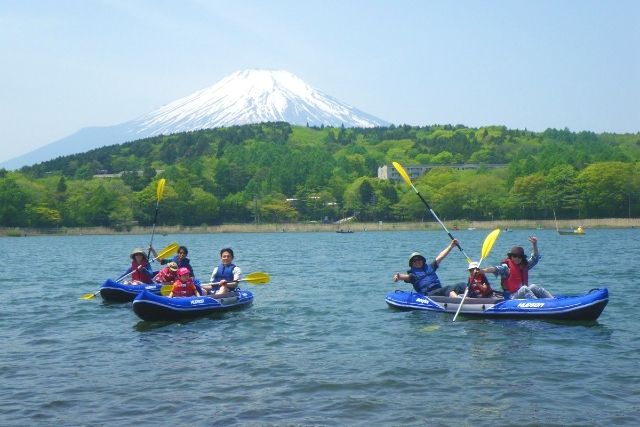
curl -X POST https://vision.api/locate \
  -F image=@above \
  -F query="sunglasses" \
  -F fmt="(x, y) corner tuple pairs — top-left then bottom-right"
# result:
(509, 254), (523, 258)
(178, 251), (187, 255)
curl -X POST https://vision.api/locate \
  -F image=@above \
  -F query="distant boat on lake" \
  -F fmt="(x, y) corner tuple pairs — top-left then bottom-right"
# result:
(554, 210), (585, 236)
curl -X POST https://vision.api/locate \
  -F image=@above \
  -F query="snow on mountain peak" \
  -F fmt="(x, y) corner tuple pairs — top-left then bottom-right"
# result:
(133, 69), (388, 135)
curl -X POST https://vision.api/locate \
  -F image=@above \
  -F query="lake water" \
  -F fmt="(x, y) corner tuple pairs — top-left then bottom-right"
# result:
(1, 228), (639, 426)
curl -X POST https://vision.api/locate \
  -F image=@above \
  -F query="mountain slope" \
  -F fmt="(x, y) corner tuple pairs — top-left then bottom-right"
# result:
(2, 69), (388, 169)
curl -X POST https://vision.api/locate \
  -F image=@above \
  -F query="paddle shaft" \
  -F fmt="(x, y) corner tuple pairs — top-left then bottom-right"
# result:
(412, 182), (470, 262)
(147, 204), (160, 259)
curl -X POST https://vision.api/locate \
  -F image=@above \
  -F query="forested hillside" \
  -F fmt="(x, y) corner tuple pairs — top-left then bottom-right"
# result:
(1, 123), (638, 228)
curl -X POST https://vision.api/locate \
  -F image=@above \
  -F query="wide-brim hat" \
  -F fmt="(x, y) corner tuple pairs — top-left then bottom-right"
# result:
(408, 252), (426, 266)
(468, 261), (480, 270)
(130, 248), (146, 259)
(167, 262), (178, 271)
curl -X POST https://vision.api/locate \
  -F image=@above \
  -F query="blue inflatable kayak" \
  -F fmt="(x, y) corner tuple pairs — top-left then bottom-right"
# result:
(99, 279), (163, 303)
(132, 289), (254, 321)
(99, 279), (204, 303)
(385, 288), (608, 321)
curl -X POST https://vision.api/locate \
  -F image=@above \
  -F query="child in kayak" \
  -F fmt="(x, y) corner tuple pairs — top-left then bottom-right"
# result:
(466, 261), (494, 298)
(153, 261), (178, 284)
(168, 267), (201, 298)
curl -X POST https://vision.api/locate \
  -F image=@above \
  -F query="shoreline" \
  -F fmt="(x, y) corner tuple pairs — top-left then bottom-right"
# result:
(2, 218), (638, 236)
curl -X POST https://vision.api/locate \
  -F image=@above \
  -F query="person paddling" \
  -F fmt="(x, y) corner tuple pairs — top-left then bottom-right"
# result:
(203, 247), (242, 296)
(393, 239), (464, 297)
(466, 261), (494, 298)
(123, 248), (154, 284)
(151, 245), (194, 277)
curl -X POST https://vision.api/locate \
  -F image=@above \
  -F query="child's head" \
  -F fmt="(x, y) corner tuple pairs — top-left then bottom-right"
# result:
(468, 261), (479, 275)
(177, 267), (190, 280)
(167, 262), (178, 272)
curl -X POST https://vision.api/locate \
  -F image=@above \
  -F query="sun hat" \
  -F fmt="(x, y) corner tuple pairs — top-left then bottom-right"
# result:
(408, 252), (426, 266)
(130, 248), (146, 259)
(507, 246), (525, 257)
(167, 262), (178, 271)
(177, 267), (190, 276)
(468, 261), (480, 270)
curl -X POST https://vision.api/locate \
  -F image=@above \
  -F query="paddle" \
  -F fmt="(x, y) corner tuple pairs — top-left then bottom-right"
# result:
(147, 178), (167, 259)
(80, 242), (179, 300)
(160, 272), (270, 296)
(392, 161), (472, 263)
(453, 228), (501, 322)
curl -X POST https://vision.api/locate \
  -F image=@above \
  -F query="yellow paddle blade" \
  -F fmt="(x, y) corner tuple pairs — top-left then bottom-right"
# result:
(243, 272), (270, 284)
(160, 285), (172, 296)
(392, 161), (414, 187)
(156, 178), (166, 202)
(80, 292), (98, 300)
(156, 242), (179, 260)
(481, 228), (501, 261)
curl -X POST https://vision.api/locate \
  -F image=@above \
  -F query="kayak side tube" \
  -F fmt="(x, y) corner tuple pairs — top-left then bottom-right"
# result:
(132, 289), (253, 322)
(385, 288), (609, 321)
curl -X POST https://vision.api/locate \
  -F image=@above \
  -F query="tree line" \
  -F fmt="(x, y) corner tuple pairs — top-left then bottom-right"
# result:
(1, 122), (638, 229)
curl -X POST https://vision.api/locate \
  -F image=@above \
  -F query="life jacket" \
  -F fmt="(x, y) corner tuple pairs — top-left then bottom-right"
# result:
(171, 278), (197, 297)
(407, 263), (440, 294)
(468, 272), (493, 298)
(501, 257), (528, 293)
(213, 263), (236, 282)
(131, 260), (153, 284)
(154, 267), (177, 284)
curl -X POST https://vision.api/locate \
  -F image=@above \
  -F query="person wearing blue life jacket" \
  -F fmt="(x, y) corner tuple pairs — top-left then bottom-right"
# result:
(150, 245), (195, 278)
(202, 247), (242, 296)
(393, 239), (464, 297)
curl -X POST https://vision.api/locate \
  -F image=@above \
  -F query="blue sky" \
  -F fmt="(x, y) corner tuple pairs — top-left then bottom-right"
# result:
(1, 0), (638, 163)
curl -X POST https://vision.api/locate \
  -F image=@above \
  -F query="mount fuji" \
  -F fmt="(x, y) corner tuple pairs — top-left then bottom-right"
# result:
(2, 69), (389, 169)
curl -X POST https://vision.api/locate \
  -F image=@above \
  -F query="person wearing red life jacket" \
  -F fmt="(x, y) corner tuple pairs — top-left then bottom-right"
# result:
(168, 267), (201, 298)
(480, 236), (552, 299)
(153, 261), (178, 284)
(466, 261), (494, 298)
(123, 248), (154, 284)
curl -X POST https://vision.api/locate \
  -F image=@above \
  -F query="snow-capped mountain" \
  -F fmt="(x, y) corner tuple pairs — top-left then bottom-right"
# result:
(2, 69), (389, 169)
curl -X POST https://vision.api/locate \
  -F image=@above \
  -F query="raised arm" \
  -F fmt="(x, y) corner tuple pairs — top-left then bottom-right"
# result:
(435, 239), (459, 265)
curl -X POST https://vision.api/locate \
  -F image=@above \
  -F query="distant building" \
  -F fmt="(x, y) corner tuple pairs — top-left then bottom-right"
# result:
(377, 163), (506, 181)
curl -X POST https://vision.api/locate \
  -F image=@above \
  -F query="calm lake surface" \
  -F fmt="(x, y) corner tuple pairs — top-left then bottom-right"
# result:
(1, 228), (639, 426)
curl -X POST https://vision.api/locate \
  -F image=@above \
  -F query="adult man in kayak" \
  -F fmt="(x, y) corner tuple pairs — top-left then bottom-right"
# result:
(393, 239), (464, 297)
(480, 236), (552, 299)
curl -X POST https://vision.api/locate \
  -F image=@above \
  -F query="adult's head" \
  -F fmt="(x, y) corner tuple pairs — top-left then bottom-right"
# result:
(408, 252), (426, 267)
(220, 248), (234, 265)
(507, 246), (525, 263)
(130, 248), (146, 259)
(177, 246), (188, 259)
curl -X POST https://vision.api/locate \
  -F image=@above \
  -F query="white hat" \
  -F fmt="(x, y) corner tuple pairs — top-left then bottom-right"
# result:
(468, 261), (480, 270)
